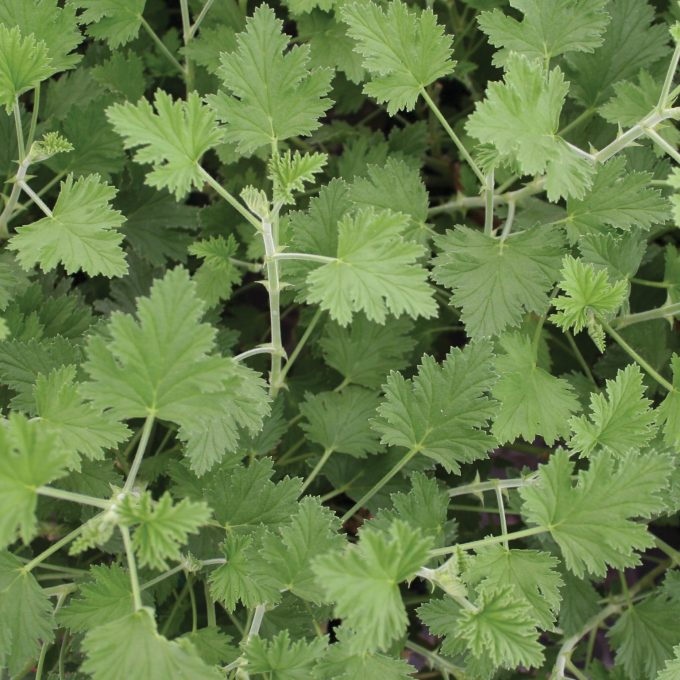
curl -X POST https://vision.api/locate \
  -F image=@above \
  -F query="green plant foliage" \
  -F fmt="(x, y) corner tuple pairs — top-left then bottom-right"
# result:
(2, 1), (680, 678)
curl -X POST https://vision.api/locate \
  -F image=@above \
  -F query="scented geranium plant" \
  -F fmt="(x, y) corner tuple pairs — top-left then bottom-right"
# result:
(2, 0), (680, 678)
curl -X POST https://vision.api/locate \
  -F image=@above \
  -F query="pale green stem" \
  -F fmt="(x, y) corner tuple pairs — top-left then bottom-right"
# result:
(233, 344), (278, 362)
(593, 108), (679, 163)
(659, 39), (680, 110)
(273, 252), (336, 264)
(299, 447), (333, 495)
(18, 180), (53, 217)
(645, 127), (680, 164)
(36, 486), (109, 509)
(188, 0), (216, 39)
(339, 447), (419, 523)
(406, 641), (468, 679)
(551, 603), (621, 679)
(27, 83), (40, 150)
(120, 526), (143, 611)
(21, 523), (87, 573)
(140, 16), (186, 75)
(484, 170), (494, 235)
(247, 603), (266, 641)
(448, 476), (532, 499)
(205, 581), (217, 627)
(430, 525), (546, 557)
(558, 106), (596, 137)
(199, 167), (261, 229)
(262, 218), (285, 395)
(278, 307), (324, 385)
(123, 414), (156, 493)
(499, 199), (515, 241)
(601, 321), (675, 393)
(611, 301), (680, 329)
(13, 98), (25, 160)
(420, 89), (485, 184)
(179, 0), (195, 92)
(494, 484), (509, 550)
(630, 277), (672, 289)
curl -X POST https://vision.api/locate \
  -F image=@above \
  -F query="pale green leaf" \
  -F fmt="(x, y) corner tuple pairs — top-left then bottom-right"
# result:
(608, 595), (680, 679)
(478, 0), (609, 66)
(314, 521), (432, 651)
(245, 630), (327, 680)
(466, 53), (594, 201)
(300, 387), (381, 458)
(107, 90), (222, 199)
(373, 342), (496, 472)
(8, 174), (127, 278)
(0, 414), (70, 548)
(260, 497), (344, 602)
(34, 366), (130, 469)
(0, 25), (52, 110)
(465, 546), (563, 630)
(0, 551), (54, 676)
(81, 268), (270, 475)
(81, 607), (223, 680)
(73, 0), (146, 48)
(432, 225), (565, 339)
(320, 314), (416, 389)
(566, 157), (668, 240)
(570, 365), (656, 457)
(206, 5), (333, 153)
(492, 333), (580, 445)
(520, 449), (672, 577)
(305, 208), (436, 326)
(0, 0), (82, 72)
(341, 0), (454, 113)
(58, 564), (141, 632)
(118, 492), (211, 570)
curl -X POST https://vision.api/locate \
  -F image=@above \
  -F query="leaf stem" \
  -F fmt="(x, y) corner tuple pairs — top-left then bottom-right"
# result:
(483, 170), (494, 235)
(140, 16), (186, 76)
(430, 525), (546, 557)
(262, 217), (285, 395)
(448, 476), (532, 498)
(406, 641), (467, 678)
(659, 38), (680, 110)
(246, 603), (266, 641)
(120, 525), (143, 611)
(610, 301), (680, 329)
(21, 523), (87, 573)
(199, 167), (261, 229)
(499, 199), (515, 241)
(601, 321), (675, 393)
(421, 89), (485, 184)
(339, 447), (419, 523)
(232, 344), (278, 362)
(278, 307), (324, 385)
(645, 127), (680, 164)
(188, 0), (216, 39)
(36, 486), (109, 509)
(18, 180), (53, 217)
(494, 483), (509, 550)
(273, 252), (336, 264)
(551, 602), (621, 679)
(123, 414), (156, 493)
(27, 84), (40, 150)
(13, 98), (25, 160)
(299, 447), (334, 495)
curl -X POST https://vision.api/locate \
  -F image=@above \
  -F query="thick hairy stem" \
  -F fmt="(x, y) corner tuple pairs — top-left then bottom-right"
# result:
(431, 525), (547, 557)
